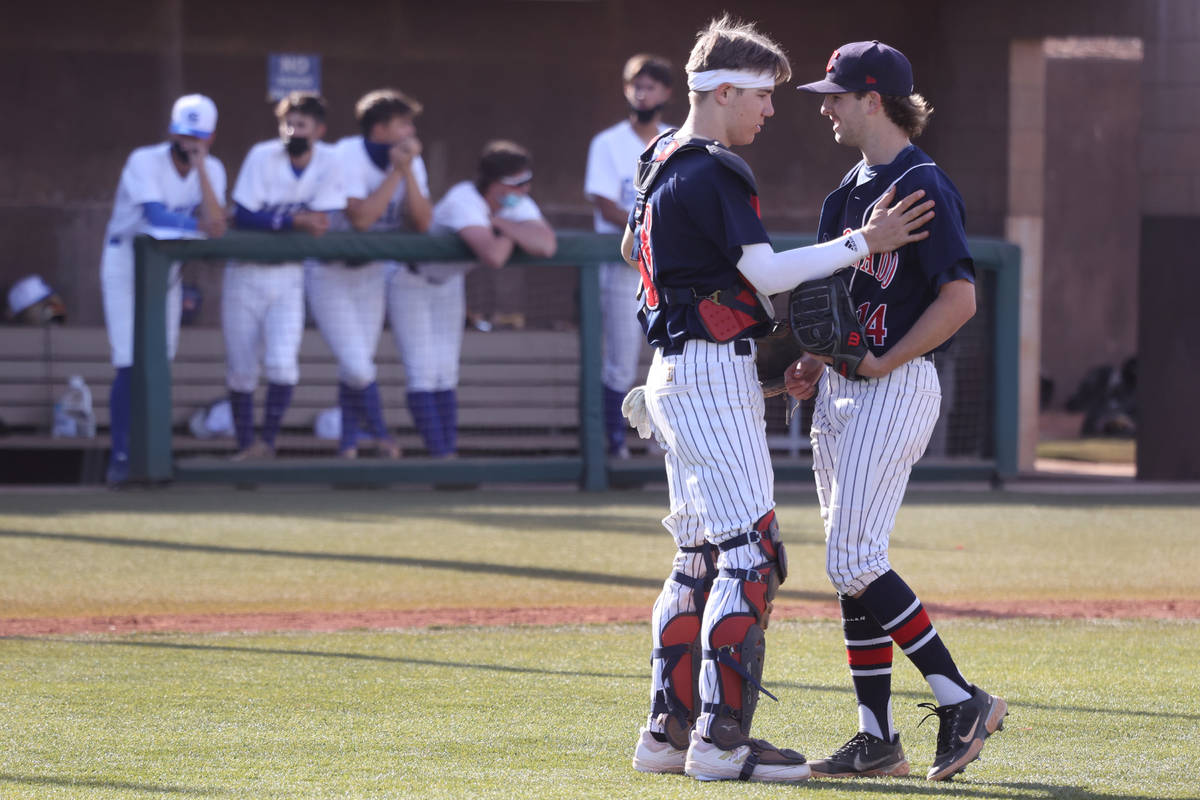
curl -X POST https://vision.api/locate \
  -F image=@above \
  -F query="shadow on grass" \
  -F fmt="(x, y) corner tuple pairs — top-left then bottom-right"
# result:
(0, 772), (226, 796)
(799, 777), (1200, 799)
(15, 635), (650, 681)
(14, 636), (1200, 725)
(0, 528), (829, 602)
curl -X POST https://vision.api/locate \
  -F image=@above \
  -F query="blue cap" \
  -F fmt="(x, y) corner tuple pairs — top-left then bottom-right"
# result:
(797, 41), (914, 96)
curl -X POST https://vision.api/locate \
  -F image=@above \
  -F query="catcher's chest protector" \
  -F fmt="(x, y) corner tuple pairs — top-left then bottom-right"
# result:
(631, 132), (772, 343)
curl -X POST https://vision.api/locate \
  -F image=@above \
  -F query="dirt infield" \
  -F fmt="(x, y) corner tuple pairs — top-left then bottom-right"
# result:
(2, 598), (1197, 636)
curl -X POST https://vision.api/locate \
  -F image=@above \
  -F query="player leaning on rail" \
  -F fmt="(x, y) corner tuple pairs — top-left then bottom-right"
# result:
(618, 16), (933, 783)
(99, 94), (227, 486)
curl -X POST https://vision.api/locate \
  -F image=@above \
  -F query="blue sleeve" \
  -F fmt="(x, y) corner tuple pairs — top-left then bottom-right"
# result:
(142, 202), (197, 231)
(680, 162), (769, 265)
(234, 203), (294, 231)
(905, 171), (974, 289)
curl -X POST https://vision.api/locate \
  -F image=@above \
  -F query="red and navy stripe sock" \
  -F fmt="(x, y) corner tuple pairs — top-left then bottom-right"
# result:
(840, 593), (896, 741)
(859, 570), (972, 706)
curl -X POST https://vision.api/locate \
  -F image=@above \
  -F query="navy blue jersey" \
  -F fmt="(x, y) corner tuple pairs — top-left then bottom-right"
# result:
(629, 135), (770, 350)
(816, 144), (974, 356)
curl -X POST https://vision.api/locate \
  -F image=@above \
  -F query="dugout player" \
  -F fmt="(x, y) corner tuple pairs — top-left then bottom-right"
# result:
(225, 91), (345, 460)
(392, 141), (555, 457)
(787, 41), (1006, 781)
(100, 94), (227, 485)
(585, 53), (673, 458)
(314, 88), (433, 459)
(619, 17), (934, 782)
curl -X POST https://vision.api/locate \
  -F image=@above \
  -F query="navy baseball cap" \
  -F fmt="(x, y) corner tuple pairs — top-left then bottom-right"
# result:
(797, 41), (914, 96)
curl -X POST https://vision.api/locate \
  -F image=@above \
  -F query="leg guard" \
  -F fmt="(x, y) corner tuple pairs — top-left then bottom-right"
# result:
(700, 510), (789, 739)
(649, 542), (715, 749)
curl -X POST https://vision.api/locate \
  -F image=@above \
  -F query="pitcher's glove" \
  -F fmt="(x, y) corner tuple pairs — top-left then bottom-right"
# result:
(788, 273), (869, 380)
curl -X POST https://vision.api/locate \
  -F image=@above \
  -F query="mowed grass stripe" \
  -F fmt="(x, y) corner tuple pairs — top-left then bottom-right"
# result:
(2, 619), (1198, 799)
(1, 487), (1198, 619)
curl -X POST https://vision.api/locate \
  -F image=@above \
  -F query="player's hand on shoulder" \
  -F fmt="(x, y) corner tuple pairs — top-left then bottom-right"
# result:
(860, 185), (935, 254)
(784, 354), (825, 400)
(293, 210), (330, 236)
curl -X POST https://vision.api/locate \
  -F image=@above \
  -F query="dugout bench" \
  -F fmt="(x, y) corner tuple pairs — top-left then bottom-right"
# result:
(2, 232), (1019, 489)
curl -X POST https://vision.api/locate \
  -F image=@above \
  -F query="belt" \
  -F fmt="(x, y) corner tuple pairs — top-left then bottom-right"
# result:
(661, 338), (752, 357)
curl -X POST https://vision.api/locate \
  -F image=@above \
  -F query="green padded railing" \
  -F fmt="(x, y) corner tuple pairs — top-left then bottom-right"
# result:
(129, 231), (1019, 489)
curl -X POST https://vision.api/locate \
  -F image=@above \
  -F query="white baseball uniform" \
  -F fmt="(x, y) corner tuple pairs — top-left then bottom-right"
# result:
(101, 142), (226, 367)
(389, 181), (544, 392)
(306, 137), (430, 388)
(584, 119), (669, 392)
(223, 139), (345, 392)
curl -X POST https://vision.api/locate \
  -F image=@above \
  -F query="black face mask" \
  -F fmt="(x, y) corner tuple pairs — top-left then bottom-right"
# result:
(630, 103), (666, 124)
(170, 141), (190, 164)
(284, 136), (311, 158)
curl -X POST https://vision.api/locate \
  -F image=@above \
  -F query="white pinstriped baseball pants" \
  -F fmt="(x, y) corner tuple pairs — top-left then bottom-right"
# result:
(386, 266), (465, 392)
(811, 359), (942, 596)
(599, 262), (647, 391)
(306, 261), (388, 388)
(221, 263), (306, 392)
(100, 238), (182, 368)
(643, 339), (775, 738)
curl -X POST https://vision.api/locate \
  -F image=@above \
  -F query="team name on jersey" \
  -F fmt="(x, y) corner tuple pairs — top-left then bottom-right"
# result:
(842, 227), (899, 289)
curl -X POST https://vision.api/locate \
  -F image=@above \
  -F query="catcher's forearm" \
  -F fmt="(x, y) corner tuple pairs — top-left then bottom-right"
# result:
(736, 233), (868, 295)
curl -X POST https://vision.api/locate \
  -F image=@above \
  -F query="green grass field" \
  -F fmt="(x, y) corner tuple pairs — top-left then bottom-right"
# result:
(1036, 438), (1136, 464)
(2, 486), (1199, 799)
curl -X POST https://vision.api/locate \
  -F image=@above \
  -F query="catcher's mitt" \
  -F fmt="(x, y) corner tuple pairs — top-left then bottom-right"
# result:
(788, 273), (869, 380)
(755, 322), (806, 397)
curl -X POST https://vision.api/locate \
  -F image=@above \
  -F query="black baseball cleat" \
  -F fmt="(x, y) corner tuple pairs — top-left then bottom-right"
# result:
(807, 731), (910, 778)
(920, 685), (1008, 781)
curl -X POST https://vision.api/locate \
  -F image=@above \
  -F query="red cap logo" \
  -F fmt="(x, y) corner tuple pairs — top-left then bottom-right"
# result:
(825, 49), (840, 73)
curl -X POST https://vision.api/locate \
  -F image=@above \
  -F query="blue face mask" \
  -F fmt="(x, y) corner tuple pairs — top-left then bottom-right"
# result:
(500, 193), (522, 210)
(363, 140), (391, 170)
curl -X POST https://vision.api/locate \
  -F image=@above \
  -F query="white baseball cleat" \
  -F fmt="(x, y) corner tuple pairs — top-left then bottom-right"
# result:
(684, 728), (811, 782)
(632, 727), (687, 774)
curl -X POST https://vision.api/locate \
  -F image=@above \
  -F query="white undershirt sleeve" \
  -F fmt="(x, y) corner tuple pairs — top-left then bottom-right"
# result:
(736, 232), (869, 295)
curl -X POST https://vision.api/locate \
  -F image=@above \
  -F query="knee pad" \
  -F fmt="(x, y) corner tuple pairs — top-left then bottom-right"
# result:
(651, 613), (701, 750)
(716, 510), (788, 629)
(677, 541), (716, 613)
(704, 617), (772, 738)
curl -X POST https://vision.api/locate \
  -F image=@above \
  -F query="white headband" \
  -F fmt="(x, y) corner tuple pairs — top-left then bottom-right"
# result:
(686, 69), (777, 92)
(499, 170), (533, 186)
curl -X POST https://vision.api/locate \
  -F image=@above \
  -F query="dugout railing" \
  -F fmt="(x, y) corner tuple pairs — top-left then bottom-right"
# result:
(128, 231), (1020, 489)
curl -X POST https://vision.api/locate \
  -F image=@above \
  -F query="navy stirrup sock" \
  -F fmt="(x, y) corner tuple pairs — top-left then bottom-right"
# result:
(109, 367), (132, 460)
(407, 391), (448, 456)
(229, 390), (255, 450)
(261, 383), (293, 449)
(433, 389), (457, 456)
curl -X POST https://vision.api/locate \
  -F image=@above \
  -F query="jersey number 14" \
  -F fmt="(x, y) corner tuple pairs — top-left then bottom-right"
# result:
(856, 302), (888, 347)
